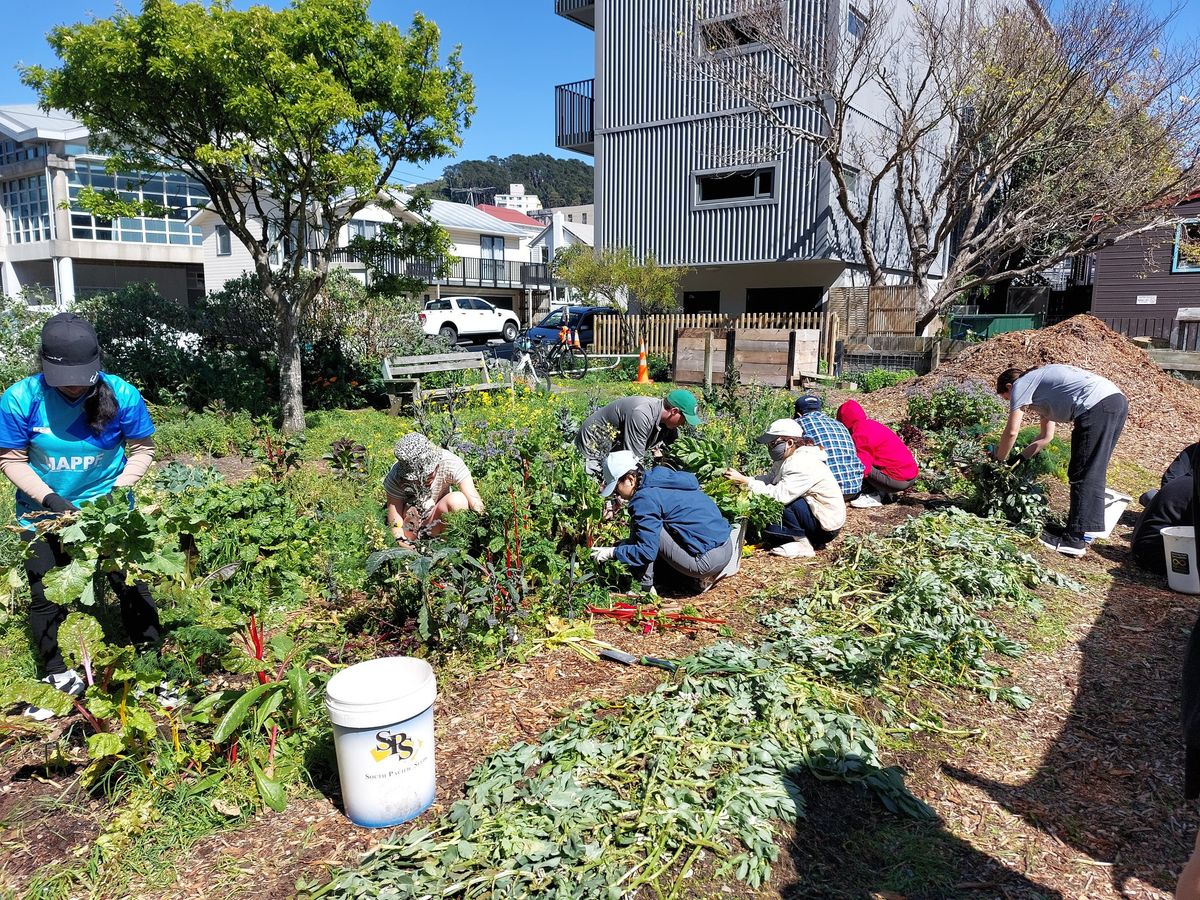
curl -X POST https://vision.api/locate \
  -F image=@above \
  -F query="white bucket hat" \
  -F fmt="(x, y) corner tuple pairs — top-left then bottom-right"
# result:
(600, 450), (640, 497)
(754, 418), (805, 444)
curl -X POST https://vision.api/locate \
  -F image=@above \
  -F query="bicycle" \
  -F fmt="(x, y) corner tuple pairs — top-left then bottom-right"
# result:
(484, 335), (551, 394)
(535, 328), (589, 380)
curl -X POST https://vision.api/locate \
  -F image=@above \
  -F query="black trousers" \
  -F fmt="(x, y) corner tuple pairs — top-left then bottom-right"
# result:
(764, 496), (840, 549)
(24, 532), (161, 677)
(1066, 393), (1128, 535)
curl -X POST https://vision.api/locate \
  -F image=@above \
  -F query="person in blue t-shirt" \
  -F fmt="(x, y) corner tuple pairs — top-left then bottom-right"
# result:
(0, 314), (160, 718)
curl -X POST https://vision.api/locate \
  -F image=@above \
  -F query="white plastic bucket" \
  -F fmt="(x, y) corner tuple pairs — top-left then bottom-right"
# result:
(1085, 488), (1133, 540)
(326, 656), (437, 827)
(1163, 526), (1200, 595)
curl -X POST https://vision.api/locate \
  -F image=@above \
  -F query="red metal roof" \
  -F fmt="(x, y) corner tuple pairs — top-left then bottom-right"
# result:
(475, 204), (544, 227)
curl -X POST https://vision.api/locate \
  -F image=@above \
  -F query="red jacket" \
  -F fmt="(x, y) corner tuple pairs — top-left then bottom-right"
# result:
(836, 400), (919, 481)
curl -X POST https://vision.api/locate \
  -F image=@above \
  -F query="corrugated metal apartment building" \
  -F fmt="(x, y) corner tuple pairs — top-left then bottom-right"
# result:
(553, 0), (945, 317)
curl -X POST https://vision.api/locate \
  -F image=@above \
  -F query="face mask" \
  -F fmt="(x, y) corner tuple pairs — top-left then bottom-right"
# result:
(768, 441), (790, 462)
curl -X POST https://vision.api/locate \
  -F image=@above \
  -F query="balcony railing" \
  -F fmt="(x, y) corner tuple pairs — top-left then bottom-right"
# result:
(331, 247), (552, 290)
(554, 0), (595, 29)
(555, 79), (595, 156)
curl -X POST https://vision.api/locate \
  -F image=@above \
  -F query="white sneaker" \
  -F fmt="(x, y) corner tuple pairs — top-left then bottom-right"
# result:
(23, 669), (86, 720)
(770, 538), (815, 558)
(850, 493), (884, 509)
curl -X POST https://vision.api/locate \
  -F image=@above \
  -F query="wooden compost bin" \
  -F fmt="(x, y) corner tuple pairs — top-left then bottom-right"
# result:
(672, 328), (820, 388)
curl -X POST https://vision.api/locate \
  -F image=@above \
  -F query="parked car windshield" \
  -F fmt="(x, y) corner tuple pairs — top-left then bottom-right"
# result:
(538, 307), (592, 328)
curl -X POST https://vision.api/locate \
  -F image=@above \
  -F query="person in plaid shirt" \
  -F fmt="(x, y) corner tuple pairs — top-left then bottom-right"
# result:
(793, 396), (864, 499)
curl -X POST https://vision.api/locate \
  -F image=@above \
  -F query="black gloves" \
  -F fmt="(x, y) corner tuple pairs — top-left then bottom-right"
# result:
(42, 493), (78, 514)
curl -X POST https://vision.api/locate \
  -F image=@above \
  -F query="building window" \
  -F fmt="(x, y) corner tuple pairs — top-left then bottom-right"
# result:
(841, 165), (862, 208)
(695, 165), (778, 206)
(848, 4), (868, 37)
(699, 6), (781, 53)
(581, 212), (588, 224)
(215, 224), (232, 256)
(1, 175), (51, 244)
(746, 286), (823, 313)
(683, 291), (720, 314)
(349, 218), (382, 242)
(0, 140), (47, 166)
(481, 235), (505, 281)
(66, 159), (208, 246)
(1175, 221), (1200, 273)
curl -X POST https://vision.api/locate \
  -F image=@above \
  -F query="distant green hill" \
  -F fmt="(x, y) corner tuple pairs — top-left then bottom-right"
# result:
(418, 153), (593, 207)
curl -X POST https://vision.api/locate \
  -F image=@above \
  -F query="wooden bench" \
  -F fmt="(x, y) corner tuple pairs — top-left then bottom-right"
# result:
(380, 351), (508, 413)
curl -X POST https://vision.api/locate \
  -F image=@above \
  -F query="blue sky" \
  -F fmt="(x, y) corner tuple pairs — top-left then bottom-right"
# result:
(2, 1), (597, 182)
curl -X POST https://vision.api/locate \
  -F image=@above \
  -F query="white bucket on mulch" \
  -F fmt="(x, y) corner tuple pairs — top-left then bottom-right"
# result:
(326, 656), (437, 827)
(1084, 488), (1132, 540)
(1163, 526), (1200, 595)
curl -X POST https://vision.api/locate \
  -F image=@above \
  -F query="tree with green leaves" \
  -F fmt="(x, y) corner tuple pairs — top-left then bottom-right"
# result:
(24, 0), (473, 430)
(552, 246), (683, 349)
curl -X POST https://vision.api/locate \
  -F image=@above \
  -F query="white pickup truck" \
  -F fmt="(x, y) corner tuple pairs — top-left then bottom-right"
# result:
(419, 296), (521, 343)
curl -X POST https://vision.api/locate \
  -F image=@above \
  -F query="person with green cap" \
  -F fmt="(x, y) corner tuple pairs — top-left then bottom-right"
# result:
(576, 389), (701, 475)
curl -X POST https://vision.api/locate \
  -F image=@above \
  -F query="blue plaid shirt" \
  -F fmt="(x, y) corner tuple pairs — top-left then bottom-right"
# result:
(796, 412), (864, 496)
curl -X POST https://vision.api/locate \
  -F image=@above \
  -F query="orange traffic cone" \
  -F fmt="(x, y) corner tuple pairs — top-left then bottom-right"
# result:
(572, 328), (582, 350)
(636, 340), (652, 384)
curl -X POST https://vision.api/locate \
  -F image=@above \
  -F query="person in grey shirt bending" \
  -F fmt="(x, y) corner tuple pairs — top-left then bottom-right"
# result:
(992, 364), (1127, 558)
(576, 389), (701, 474)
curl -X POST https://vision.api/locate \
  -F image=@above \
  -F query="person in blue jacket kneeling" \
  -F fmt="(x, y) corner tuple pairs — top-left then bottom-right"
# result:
(589, 450), (736, 594)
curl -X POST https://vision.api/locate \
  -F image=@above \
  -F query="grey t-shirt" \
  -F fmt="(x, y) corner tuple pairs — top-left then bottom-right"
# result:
(1009, 364), (1122, 423)
(576, 395), (675, 459)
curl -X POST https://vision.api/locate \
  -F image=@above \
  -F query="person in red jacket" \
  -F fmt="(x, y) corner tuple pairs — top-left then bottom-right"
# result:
(836, 400), (919, 508)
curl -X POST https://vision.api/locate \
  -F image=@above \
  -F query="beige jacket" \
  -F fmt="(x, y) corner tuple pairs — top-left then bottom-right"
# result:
(745, 445), (846, 531)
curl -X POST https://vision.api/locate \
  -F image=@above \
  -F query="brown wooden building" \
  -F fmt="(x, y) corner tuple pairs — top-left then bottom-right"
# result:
(1091, 197), (1200, 344)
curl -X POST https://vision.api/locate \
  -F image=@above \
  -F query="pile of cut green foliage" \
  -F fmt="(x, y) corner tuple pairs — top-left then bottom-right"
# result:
(312, 509), (1072, 899)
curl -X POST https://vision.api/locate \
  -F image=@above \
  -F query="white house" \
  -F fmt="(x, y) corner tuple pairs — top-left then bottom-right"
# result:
(528, 212), (595, 306)
(0, 104), (206, 307)
(190, 192), (555, 324)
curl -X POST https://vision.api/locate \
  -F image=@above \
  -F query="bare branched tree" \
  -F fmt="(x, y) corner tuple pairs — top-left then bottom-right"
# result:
(670, 0), (1200, 332)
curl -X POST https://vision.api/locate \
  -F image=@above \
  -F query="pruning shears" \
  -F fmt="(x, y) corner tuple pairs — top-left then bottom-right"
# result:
(598, 648), (678, 672)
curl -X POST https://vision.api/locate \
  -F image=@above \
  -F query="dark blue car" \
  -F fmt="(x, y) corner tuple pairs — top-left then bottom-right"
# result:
(526, 306), (617, 348)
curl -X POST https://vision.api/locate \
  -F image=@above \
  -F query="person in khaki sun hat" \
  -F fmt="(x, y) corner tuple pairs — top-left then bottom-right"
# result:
(725, 418), (846, 559)
(575, 388), (701, 475)
(383, 432), (483, 545)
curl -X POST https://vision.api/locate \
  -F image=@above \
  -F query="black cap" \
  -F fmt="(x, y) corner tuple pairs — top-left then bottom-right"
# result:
(40, 313), (100, 388)
(795, 395), (822, 415)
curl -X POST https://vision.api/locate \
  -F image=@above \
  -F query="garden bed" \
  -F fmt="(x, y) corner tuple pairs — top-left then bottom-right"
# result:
(0, 344), (1197, 898)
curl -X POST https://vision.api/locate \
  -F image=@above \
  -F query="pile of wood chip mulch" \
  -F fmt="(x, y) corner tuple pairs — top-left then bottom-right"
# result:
(868, 314), (1200, 472)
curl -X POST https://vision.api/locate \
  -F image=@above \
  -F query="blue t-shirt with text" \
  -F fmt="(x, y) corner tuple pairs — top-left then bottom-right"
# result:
(0, 373), (154, 524)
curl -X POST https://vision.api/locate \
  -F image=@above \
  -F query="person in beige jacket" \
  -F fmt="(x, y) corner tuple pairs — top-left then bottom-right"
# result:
(725, 418), (846, 558)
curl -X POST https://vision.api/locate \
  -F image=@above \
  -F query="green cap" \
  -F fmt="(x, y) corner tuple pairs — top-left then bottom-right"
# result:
(665, 389), (702, 426)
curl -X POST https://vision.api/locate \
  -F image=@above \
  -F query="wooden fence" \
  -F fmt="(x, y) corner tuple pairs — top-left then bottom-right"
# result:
(826, 285), (925, 337)
(592, 311), (825, 356)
